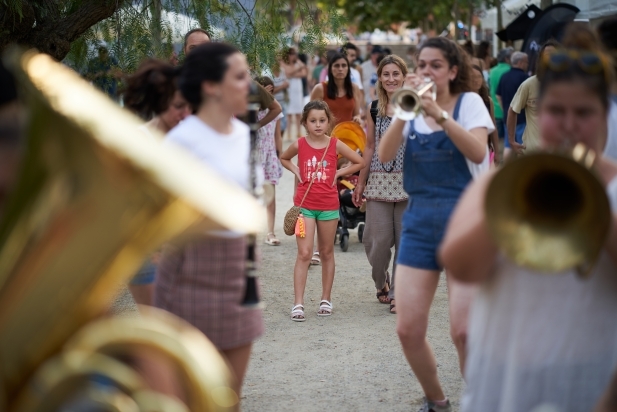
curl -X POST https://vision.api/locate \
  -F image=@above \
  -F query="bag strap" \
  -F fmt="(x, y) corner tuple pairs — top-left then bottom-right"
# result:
(298, 138), (331, 208)
(370, 100), (378, 125)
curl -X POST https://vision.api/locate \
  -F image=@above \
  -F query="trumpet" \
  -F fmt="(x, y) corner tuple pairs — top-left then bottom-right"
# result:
(485, 143), (611, 278)
(391, 78), (435, 121)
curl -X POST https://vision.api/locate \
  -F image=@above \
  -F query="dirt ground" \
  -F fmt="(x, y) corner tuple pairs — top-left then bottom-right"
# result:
(242, 146), (466, 411)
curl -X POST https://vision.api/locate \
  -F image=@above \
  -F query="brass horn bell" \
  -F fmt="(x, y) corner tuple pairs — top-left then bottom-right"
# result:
(485, 144), (611, 278)
(0, 49), (264, 411)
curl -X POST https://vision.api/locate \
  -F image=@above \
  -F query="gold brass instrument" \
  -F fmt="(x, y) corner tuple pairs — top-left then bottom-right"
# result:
(0, 49), (264, 410)
(391, 78), (435, 121)
(485, 144), (611, 277)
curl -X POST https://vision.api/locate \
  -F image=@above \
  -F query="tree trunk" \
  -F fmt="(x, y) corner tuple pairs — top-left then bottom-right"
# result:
(0, 0), (122, 61)
(452, 0), (461, 40)
(468, 0), (474, 40)
(151, 0), (162, 52)
(540, 0), (552, 9)
(496, 0), (504, 49)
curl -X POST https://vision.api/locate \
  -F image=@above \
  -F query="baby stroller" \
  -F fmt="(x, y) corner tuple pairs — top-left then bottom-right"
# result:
(331, 121), (367, 252)
(337, 177), (365, 251)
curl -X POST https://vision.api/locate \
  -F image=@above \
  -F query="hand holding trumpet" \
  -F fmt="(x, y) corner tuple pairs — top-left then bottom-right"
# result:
(393, 74), (438, 121)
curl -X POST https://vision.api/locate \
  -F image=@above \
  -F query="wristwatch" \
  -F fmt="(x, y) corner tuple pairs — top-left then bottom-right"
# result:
(436, 110), (449, 125)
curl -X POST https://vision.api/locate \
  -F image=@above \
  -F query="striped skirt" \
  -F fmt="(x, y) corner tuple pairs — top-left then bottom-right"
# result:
(154, 236), (264, 350)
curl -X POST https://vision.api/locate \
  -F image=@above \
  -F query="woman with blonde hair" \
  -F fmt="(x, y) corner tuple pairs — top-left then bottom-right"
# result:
(353, 55), (408, 314)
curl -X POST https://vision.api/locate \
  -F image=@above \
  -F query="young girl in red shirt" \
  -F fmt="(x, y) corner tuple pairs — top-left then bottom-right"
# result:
(281, 100), (364, 322)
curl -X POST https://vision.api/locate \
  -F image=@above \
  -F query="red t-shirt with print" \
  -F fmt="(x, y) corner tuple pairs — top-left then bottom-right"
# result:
(294, 137), (339, 211)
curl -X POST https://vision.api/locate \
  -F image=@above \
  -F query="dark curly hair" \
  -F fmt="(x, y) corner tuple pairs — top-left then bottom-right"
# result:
(418, 37), (473, 94)
(178, 42), (240, 109)
(123, 59), (179, 120)
(326, 53), (354, 100)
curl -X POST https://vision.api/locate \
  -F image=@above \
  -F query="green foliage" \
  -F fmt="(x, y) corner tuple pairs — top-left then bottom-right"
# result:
(62, 0), (347, 75)
(322, 0), (483, 35)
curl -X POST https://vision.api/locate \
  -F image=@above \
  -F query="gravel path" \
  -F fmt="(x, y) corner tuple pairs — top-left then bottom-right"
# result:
(243, 148), (466, 411)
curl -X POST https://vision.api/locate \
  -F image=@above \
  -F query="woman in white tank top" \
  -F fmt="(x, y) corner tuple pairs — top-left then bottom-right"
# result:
(440, 25), (617, 412)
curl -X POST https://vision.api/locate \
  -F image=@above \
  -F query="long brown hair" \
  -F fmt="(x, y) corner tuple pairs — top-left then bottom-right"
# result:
(471, 64), (491, 112)
(375, 55), (408, 117)
(418, 37), (473, 94)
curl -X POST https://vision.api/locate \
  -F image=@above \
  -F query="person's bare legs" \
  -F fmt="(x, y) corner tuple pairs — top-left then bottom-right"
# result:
(265, 187), (279, 244)
(221, 343), (253, 406)
(446, 272), (477, 377)
(293, 114), (302, 139)
(395, 265), (445, 401)
(286, 113), (294, 141)
(293, 217), (317, 305)
(316, 218), (338, 307)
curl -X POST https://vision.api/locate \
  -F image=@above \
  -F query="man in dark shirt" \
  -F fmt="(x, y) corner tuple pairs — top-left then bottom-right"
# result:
(496, 51), (528, 155)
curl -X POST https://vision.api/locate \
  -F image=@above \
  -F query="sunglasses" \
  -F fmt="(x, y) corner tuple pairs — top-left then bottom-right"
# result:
(540, 49), (610, 84)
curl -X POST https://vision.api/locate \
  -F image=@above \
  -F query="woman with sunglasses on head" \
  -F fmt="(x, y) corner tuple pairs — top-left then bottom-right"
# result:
(440, 24), (617, 412)
(153, 42), (264, 402)
(352, 55), (409, 314)
(379, 38), (494, 412)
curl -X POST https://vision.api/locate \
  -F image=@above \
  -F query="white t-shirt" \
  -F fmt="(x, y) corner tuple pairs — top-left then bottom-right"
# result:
(462, 177), (617, 412)
(165, 116), (261, 191)
(604, 99), (617, 162)
(325, 67), (363, 90)
(361, 60), (377, 104)
(401, 92), (495, 178)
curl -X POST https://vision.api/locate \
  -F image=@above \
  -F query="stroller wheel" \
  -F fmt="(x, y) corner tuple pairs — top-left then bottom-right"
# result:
(340, 234), (349, 252)
(358, 223), (365, 243)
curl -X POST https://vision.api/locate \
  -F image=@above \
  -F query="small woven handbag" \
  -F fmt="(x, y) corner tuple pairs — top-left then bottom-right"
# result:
(283, 138), (331, 236)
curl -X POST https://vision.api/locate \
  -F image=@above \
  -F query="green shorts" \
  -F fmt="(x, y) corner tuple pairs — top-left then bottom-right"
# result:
(300, 208), (339, 221)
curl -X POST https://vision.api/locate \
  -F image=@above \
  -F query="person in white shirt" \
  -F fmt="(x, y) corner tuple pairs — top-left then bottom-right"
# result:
(361, 45), (384, 106)
(441, 25), (617, 412)
(155, 42), (264, 403)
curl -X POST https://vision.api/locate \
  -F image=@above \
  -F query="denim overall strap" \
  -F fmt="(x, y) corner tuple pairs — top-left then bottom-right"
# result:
(402, 93), (473, 200)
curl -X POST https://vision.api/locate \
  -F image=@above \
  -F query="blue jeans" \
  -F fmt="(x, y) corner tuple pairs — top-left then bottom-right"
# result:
(504, 123), (525, 148)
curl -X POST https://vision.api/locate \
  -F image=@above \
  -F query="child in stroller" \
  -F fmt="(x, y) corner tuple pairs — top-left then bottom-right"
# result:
(336, 158), (366, 251)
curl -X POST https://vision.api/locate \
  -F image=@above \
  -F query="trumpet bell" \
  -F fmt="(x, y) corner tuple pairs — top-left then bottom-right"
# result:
(485, 145), (611, 276)
(392, 88), (421, 121)
(391, 81), (435, 122)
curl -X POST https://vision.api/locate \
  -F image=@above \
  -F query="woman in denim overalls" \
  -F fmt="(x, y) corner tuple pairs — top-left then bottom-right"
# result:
(380, 38), (493, 412)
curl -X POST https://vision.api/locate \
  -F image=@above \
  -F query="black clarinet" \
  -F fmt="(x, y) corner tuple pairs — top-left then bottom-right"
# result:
(241, 82), (261, 308)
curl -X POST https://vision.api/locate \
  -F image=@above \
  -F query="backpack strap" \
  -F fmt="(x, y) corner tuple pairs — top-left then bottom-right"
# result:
(370, 100), (378, 124)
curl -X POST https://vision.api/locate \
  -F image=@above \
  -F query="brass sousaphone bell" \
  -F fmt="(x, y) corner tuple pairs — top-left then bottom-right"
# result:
(485, 144), (611, 277)
(0, 50), (265, 411)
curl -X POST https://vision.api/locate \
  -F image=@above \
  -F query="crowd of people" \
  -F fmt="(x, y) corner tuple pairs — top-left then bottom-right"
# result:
(2, 17), (617, 412)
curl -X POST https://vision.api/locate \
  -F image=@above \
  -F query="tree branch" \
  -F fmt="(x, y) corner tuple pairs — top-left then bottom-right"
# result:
(0, 0), (123, 61)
